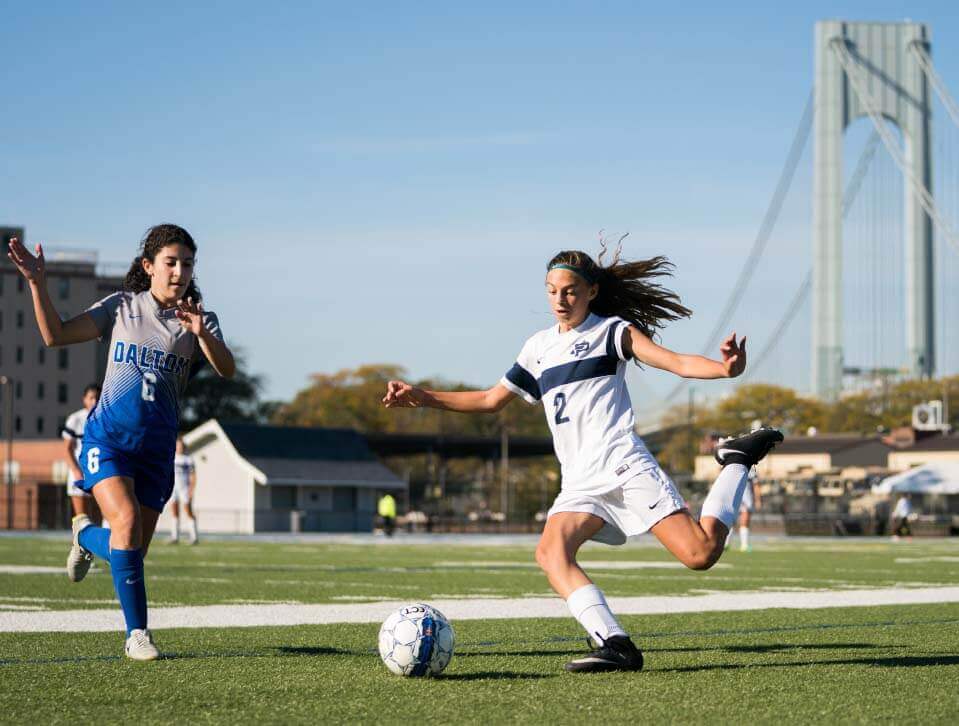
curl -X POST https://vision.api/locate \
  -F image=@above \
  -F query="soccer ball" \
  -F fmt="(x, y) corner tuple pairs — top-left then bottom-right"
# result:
(378, 603), (455, 677)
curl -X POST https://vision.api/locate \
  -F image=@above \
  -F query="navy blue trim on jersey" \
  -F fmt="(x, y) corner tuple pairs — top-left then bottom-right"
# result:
(539, 355), (618, 395)
(411, 613), (436, 677)
(605, 321), (622, 359)
(505, 363), (541, 401)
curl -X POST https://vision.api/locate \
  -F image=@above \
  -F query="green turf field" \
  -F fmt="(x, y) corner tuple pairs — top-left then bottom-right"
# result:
(2, 535), (959, 724)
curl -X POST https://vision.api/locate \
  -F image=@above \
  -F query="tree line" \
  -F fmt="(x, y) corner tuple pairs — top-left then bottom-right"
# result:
(182, 359), (957, 511)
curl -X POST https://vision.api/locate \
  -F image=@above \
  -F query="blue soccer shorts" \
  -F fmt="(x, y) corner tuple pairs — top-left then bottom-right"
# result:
(78, 438), (175, 512)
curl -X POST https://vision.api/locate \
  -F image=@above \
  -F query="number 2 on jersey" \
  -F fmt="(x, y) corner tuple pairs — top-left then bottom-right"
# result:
(553, 392), (570, 424)
(141, 371), (157, 402)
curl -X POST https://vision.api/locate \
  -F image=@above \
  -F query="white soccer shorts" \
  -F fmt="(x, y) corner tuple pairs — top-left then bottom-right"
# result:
(547, 466), (686, 545)
(66, 479), (89, 498)
(170, 482), (192, 505)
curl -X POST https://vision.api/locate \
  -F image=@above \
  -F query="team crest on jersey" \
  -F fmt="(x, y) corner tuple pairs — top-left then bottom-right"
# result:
(570, 341), (590, 357)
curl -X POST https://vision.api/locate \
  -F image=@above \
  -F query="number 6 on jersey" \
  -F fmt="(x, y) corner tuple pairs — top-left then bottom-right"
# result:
(141, 371), (157, 402)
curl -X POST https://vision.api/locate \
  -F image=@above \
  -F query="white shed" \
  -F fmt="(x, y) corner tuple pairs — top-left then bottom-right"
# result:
(158, 420), (406, 534)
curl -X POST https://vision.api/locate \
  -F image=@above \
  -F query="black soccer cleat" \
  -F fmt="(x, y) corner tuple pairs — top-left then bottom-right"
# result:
(565, 635), (644, 673)
(714, 427), (784, 468)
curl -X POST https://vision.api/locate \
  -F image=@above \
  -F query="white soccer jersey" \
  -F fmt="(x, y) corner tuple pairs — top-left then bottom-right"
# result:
(500, 313), (656, 494)
(62, 408), (90, 462)
(174, 454), (195, 492)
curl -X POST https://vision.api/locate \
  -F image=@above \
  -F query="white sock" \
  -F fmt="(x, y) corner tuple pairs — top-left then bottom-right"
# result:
(566, 584), (627, 641)
(740, 527), (750, 549)
(700, 464), (749, 527)
(171, 518), (179, 540)
(187, 517), (198, 541)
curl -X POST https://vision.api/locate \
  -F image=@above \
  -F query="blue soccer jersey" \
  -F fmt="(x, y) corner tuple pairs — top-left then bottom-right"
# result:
(83, 290), (223, 453)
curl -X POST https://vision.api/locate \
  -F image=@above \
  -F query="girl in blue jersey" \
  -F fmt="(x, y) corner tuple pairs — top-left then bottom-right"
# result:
(8, 225), (235, 660)
(383, 247), (782, 673)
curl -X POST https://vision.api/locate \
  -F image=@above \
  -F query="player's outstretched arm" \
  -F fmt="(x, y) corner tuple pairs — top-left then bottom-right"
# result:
(623, 326), (746, 379)
(382, 380), (516, 413)
(7, 238), (100, 346)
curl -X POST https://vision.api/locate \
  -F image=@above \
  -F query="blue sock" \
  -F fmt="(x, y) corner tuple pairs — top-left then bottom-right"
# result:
(109, 548), (148, 635)
(77, 525), (112, 563)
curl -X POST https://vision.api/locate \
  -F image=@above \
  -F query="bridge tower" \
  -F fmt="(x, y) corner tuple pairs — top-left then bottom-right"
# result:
(813, 20), (933, 400)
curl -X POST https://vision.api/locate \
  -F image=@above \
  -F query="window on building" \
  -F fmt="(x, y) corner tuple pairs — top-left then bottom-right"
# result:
(37, 382), (45, 400)
(270, 486), (297, 509)
(17, 276), (24, 293)
(15, 381), (22, 399)
(36, 417), (44, 435)
(0, 311), (3, 330)
(16, 346), (23, 364)
(332, 488), (356, 512)
(58, 383), (68, 404)
(38, 347), (45, 365)
(14, 416), (21, 433)
(58, 276), (70, 300)
(16, 310), (23, 328)
(58, 348), (69, 369)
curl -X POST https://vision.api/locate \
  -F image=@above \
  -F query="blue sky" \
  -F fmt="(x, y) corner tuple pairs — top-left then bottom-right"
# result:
(3, 1), (958, 415)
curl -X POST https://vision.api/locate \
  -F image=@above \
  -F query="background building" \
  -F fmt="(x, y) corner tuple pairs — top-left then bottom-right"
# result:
(0, 226), (124, 439)
(176, 420), (407, 534)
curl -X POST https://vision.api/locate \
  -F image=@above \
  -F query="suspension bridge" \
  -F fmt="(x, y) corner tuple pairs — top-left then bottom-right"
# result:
(635, 20), (959, 427)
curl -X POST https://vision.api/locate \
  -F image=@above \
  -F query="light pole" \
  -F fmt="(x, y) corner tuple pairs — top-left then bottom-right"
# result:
(0, 376), (13, 530)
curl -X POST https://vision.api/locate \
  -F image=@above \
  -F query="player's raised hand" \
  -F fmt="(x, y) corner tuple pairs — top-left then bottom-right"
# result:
(175, 297), (205, 335)
(383, 380), (424, 408)
(7, 237), (47, 284)
(720, 332), (747, 378)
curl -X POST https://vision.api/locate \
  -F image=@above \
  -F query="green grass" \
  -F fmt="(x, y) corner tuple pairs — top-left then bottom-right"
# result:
(2, 535), (959, 724)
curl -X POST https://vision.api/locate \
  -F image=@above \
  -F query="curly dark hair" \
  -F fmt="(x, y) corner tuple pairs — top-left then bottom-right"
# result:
(123, 224), (201, 301)
(548, 239), (691, 340)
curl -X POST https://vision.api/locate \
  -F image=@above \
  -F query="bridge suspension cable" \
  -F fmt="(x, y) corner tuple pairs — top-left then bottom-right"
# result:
(831, 38), (959, 254)
(909, 41), (959, 130)
(660, 92), (813, 405)
(740, 130), (882, 382)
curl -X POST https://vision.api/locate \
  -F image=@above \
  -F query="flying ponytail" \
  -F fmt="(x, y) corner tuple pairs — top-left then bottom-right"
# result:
(548, 239), (691, 340)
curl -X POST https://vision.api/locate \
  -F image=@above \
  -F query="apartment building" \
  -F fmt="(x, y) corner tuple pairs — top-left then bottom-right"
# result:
(0, 226), (124, 439)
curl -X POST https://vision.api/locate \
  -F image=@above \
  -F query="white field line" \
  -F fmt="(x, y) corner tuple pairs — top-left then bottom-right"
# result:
(437, 560), (731, 570)
(4, 586), (959, 633)
(0, 566), (77, 574)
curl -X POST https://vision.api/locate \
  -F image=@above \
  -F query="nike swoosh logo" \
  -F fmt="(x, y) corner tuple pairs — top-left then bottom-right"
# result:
(125, 577), (141, 585)
(648, 500), (661, 510)
(129, 315), (142, 320)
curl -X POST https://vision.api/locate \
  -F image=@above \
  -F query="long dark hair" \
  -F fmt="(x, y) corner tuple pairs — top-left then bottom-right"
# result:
(123, 224), (201, 301)
(548, 239), (691, 340)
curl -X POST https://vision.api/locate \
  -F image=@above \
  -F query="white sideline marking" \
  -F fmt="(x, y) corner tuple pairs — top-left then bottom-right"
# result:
(0, 565), (69, 575)
(4, 587), (959, 633)
(438, 560), (731, 570)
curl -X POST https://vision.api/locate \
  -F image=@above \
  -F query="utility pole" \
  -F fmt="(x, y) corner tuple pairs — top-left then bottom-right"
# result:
(500, 426), (509, 529)
(687, 387), (696, 476)
(1, 377), (13, 530)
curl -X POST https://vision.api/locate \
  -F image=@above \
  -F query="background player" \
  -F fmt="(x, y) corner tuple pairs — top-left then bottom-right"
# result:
(891, 493), (914, 541)
(169, 437), (198, 545)
(62, 384), (102, 521)
(8, 225), (234, 661)
(383, 246), (782, 673)
(736, 467), (761, 551)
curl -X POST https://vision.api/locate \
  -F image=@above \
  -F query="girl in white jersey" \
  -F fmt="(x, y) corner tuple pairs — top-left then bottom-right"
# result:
(8, 225), (235, 661)
(383, 247), (782, 673)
